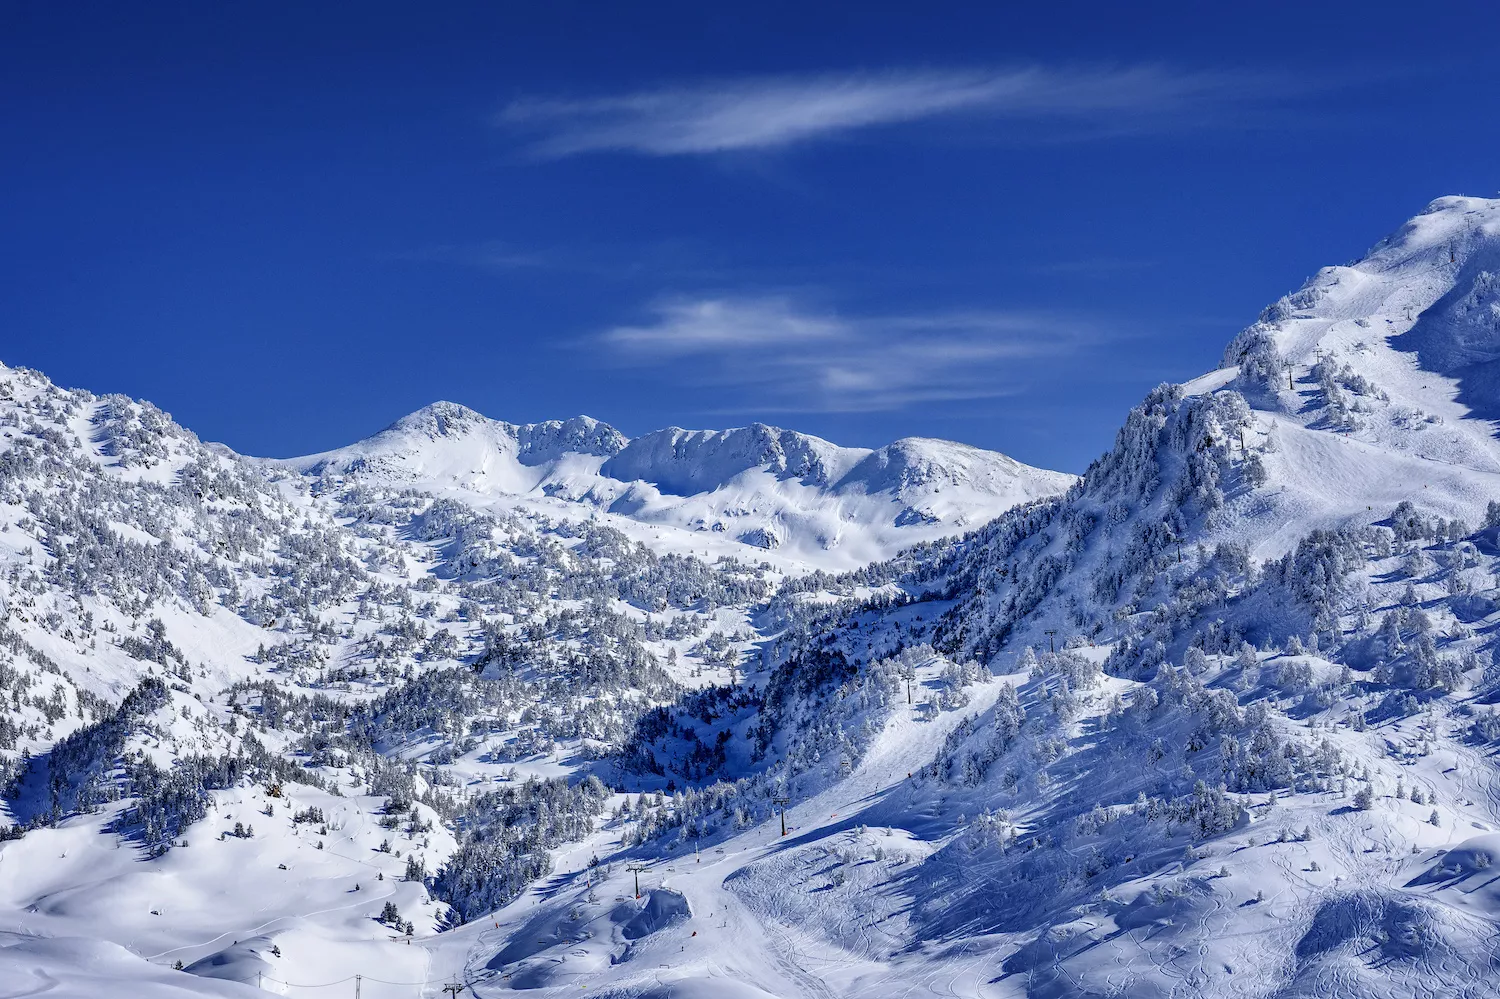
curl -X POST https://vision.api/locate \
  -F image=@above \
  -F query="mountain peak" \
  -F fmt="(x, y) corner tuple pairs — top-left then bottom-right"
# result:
(385, 400), (487, 438)
(602, 423), (859, 493)
(509, 414), (629, 464)
(271, 408), (1073, 565)
(280, 404), (627, 482)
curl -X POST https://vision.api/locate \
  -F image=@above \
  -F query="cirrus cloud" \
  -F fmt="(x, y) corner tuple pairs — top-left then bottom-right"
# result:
(596, 294), (1103, 413)
(497, 64), (1307, 158)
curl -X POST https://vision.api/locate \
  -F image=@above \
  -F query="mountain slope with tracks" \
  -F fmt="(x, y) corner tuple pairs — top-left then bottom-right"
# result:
(7, 197), (1500, 998)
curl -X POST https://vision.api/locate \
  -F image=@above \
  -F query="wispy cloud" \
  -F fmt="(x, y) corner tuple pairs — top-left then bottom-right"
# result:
(596, 294), (1099, 412)
(496, 65), (1303, 158)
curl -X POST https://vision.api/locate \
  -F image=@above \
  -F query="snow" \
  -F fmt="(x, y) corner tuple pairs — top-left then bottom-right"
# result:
(1205, 196), (1500, 555)
(268, 409), (1074, 570)
(9, 195), (1500, 998)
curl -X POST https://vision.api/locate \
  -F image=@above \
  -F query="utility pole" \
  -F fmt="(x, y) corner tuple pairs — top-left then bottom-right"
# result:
(772, 796), (791, 837)
(627, 863), (648, 899)
(442, 983), (465, 999)
(1283, 360), (1295, 391)
(1044, 630), (1057, 654)
(355, 975), (361, 999)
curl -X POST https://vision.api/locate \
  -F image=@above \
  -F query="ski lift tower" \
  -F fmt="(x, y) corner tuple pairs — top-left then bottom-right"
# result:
(772, 796), (791, 837)
(627, 863), (649, 899)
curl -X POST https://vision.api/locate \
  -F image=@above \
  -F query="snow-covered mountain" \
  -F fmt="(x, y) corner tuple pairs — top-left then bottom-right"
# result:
(285, 403), (629, 481)
(6, 195), (1500, 999)
(714, 194), (1500, 997)
(276, 404), (1075, 566)
(917, 195), (1500, 662)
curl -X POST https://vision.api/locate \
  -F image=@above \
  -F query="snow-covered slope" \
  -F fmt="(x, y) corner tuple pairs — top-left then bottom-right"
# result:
(1208, 194), (1500, 557)
(914, 195), (1500, 669)
(286, 405), (627, 483)
(275, 406), (1075, 567)
(464, 194), (1500, 998)
(9, 195), (1500, 999)
(284, 402), (627, 491)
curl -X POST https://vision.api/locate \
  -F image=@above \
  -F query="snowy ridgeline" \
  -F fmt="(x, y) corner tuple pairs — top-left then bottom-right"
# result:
(6, 195), (1500, 997)
(274, 404), (1076, 567)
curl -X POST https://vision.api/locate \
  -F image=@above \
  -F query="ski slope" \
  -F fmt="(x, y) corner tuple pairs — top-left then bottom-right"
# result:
(7, 195), (1500, 999)
(434, 655), (1019, 999)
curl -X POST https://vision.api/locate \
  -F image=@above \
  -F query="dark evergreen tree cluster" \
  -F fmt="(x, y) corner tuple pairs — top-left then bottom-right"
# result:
(430, 774), (610, 921)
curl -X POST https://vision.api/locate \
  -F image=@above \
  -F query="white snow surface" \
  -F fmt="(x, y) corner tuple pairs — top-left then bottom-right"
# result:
(1198, 195), (1500, 560)
(271, 407), (1075, 569)
(7, 195), (1500, 999)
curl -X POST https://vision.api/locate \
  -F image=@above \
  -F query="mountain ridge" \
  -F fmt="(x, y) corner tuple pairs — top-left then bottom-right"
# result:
(6, 195), (1500, 998)
(268, 402), (1076, 565)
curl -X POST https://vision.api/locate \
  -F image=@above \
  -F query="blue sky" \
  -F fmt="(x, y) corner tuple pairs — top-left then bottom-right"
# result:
(4, 1), (1500, 472)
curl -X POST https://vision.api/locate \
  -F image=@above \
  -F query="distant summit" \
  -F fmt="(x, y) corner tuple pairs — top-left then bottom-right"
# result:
(271, 407), (1074, 565)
